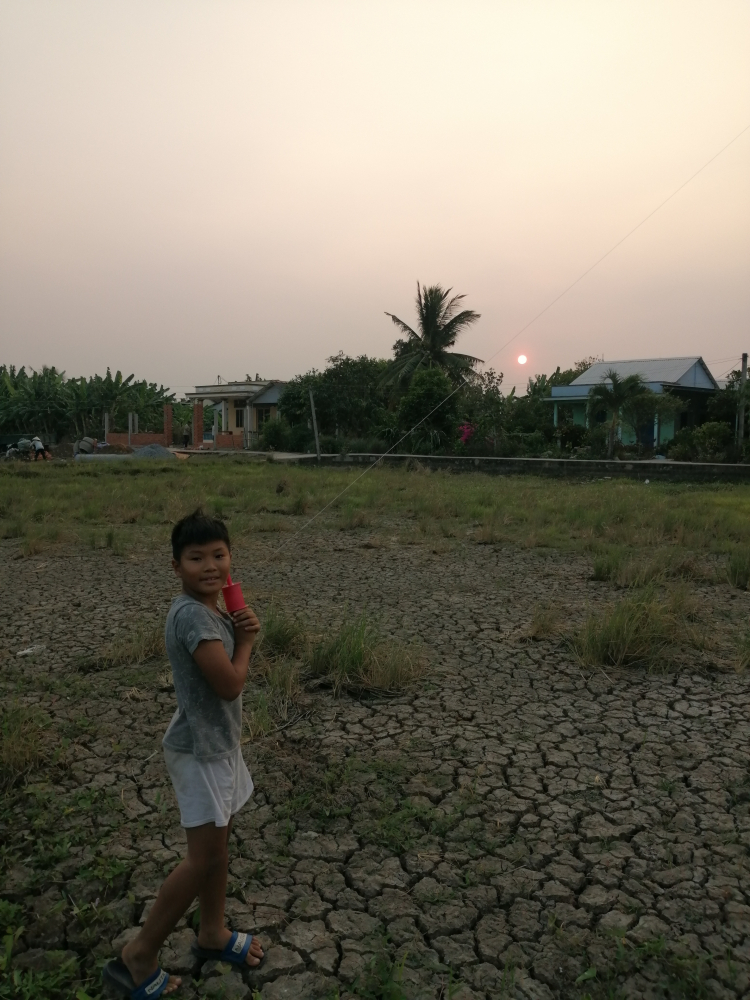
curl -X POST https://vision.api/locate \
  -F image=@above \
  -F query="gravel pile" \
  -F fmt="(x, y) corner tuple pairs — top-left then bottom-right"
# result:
(134, 444), (176, 460)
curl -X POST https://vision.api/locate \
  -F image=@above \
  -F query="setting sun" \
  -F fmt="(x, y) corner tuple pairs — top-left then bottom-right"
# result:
(518, 355), (527, 365)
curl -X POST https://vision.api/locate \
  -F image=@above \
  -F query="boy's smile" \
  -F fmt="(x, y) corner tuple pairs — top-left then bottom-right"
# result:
(173, 541), (231, 605)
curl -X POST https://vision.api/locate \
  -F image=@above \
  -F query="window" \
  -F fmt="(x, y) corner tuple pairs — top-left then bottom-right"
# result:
(235, 409), (244, 428)
(257, 407), (272, 428)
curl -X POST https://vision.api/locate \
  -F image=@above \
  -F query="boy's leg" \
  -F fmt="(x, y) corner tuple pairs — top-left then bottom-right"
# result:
(196, 819), (264, 967)
(121, 822), (229, 991)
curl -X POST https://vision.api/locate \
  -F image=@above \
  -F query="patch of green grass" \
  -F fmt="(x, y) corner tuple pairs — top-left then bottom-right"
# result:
(0, 958), (88, 1000)
(582, 935), (712, 1000)
(2, 461), (750, 564)
(351, 944), (408, 1000)
(308, 613), (426, 694)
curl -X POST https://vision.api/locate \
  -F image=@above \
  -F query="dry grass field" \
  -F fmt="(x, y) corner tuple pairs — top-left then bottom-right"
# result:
(2, 458), (750, 1000)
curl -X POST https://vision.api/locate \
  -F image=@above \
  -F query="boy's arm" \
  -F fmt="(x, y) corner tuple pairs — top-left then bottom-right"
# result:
(191, 608), (260, 701)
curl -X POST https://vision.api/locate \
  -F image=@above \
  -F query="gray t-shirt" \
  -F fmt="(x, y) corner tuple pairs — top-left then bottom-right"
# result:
(163, 594), (241, 761)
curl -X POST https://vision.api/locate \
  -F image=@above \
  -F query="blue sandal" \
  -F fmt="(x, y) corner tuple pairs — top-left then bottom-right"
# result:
(191, 930), (264, 968)
(102, 959), (175, 998)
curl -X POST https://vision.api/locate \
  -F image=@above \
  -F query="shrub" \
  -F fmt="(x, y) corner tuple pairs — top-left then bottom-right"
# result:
(667, 427), (695, 461)
(260, 419), (292, 451)
(583, 424), (609, 458)
(669, 421), (736, 462)
(692, 421), (734, 461)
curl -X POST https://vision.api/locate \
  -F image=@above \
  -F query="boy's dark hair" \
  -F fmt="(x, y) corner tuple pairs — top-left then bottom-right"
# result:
(172, 508), (231, 561)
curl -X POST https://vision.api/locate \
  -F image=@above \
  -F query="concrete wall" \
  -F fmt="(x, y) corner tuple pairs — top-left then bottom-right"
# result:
(106, 404), (173, 448)
(304, 452), (750, 482)
(106, 432), (167, 447)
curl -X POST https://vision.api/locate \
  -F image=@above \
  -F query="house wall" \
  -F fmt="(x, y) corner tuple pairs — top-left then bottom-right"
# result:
(572, 404), (587, 427)
(658, 418), (675, 444)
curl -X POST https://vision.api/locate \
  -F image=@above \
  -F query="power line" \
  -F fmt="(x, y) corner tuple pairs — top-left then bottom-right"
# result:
(249, 122), (750, 565)
(478, 122), (750, 372)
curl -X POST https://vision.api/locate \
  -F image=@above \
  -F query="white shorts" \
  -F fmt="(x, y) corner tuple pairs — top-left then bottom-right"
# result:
(164, 746), (254, 828)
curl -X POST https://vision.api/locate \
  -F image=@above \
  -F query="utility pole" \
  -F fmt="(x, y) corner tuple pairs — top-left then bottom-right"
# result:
(309, 388), (321, 461)
(739, 352), (748, 447)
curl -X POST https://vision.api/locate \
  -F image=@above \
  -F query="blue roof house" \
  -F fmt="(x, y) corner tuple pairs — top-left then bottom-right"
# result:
(549, 357), (719, 449)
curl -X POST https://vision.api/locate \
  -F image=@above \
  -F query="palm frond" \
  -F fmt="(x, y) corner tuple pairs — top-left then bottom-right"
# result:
(439, 291), (468, 326)
(440, 309), (482, 347)
(384, 312), (420, 342)
(444, 351), (483, 367)
(379, 350), (429, 387)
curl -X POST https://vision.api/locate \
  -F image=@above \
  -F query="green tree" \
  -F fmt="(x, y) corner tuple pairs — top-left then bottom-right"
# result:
(382, 283), (482, 387)
(458, 369), (507, 453)
(279, 353), (389, 441)
(586, 369), (650, 459)
(0, 365), (69, 439)
(397, 368), (458, 452)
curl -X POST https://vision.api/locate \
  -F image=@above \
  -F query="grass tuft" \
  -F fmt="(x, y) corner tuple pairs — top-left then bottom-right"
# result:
(244, 659), (301, 740)
(259, 605), (304, 658)
(77, 622), (166, 672)
(572, 588), (705, 671)
(0, 704), (49, 791)
(308, 613), (426, 693)
(736, 632), (750, 671)
(520, 603), (565, 641)
(727, 547), (750, 590)
(339, 506), (372, 530)
(593, 547), (702, 588)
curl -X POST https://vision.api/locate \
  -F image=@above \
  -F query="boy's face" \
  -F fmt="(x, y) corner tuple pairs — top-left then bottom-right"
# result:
(173, 540), (231, 597)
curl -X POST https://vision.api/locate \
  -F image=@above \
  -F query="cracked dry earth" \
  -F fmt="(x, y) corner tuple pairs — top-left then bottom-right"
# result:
(4, 528), (750, 1000)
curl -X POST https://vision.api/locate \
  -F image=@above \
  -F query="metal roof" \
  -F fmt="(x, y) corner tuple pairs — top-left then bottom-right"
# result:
(569, 357), (718, 390)
(185, 380), (286, 403)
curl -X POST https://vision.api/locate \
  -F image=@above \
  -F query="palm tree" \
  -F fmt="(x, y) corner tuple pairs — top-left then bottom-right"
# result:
(381, 283), (482, 386)
(587, 369), (648, 459)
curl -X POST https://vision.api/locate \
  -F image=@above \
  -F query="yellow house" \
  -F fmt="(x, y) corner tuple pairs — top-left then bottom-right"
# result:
(185, 378), (286, 448)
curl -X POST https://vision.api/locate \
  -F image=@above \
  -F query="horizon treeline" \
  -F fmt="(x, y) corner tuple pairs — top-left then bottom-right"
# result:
(1, 355), (745, 462)
(0, 365), (190, 441)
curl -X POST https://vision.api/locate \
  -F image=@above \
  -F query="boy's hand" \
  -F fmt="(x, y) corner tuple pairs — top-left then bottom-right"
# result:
(231, 606), (260, 645)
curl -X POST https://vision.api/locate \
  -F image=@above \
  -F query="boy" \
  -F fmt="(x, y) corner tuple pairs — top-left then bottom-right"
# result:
(103, 510), (264, 998)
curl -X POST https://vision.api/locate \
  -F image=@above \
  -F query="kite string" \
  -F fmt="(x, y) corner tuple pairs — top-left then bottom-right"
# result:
(248, 122), (750, 566)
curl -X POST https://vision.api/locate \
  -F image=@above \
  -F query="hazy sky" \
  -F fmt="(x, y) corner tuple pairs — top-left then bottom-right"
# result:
(1, 1), (749, 396)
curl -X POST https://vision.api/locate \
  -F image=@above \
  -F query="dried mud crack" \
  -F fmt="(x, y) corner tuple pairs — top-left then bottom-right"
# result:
(2, 529), (750, 1000)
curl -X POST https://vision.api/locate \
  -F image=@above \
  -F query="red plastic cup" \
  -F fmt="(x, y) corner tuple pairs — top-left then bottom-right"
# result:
(222, 574), (246, 613)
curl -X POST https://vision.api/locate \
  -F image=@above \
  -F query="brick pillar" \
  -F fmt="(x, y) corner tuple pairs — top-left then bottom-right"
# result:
(163, 404), (173, 446)
(192, 402), (203, 449)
